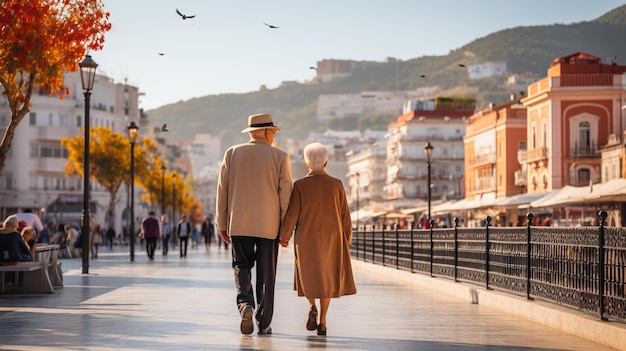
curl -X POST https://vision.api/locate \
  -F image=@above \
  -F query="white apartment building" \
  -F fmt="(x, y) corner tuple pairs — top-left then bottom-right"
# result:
(316, 88), (438, 121)
(0, 71), (142, 232)
(385, 110), (471, 209)
(346, 143), (388, 215)
(187, 133), (221, 217)
(468, 62), (507, 80)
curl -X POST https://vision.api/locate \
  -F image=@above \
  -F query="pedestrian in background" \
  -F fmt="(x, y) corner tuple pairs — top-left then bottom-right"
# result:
(216, 113), (293, 335)
(106, 226), (116, 250)
(177, 215), (191, 258)
(141, 211), (160, 260)
(201, 215), (214, 251)
(160, 214), (172, 255)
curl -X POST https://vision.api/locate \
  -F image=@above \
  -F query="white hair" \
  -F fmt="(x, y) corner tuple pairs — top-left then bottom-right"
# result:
(304, 143), (328, 171)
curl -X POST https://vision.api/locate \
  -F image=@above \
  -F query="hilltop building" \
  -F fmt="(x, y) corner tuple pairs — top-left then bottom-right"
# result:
(468, 62), (507, 80)
(309, 59), (381, 84)
(316, 88), (438, 121)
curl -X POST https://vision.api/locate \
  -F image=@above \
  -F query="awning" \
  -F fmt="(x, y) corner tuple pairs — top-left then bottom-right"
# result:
(496, 191), (554, 209)
(351, 209), (388, 222)
(581, 178), (626, 202)
(529, 185), (592, 208)
(442, 197), (497, 212)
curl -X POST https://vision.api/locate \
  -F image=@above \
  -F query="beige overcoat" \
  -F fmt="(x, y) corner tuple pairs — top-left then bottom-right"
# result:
(280, 170), (357, 298)
(216, 139), (293, 239)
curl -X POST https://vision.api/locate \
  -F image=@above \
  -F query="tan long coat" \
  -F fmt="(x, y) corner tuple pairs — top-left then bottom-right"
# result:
(216, 139), (293, 239)
(280, 170), (357, 298)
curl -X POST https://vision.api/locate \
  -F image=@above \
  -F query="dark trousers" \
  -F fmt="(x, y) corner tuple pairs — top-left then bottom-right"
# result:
(179, 236), (189, 257)
(146, 237), (157, 258)
(162, 234), (170, 254)
(231, 236), (279, 330)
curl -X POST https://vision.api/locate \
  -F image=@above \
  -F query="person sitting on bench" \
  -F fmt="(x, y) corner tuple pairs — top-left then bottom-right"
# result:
(0, 215), (33, 263)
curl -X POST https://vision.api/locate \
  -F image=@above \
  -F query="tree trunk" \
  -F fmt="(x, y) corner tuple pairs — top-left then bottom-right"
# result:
(107, 190), (117, 230)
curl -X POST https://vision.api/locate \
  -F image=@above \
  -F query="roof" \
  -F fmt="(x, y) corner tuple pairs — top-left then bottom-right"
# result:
(550, 52), (601, 67)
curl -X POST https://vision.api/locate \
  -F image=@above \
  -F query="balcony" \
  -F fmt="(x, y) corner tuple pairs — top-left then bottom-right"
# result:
(526, 147), (548, 163)
(471, 153), (496, 167)
(570, 143), (598, 158)
(517, 149), (527, 163)
(514, 170), (527, 187)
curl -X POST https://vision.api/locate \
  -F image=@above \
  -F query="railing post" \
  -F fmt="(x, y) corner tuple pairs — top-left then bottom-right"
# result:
(382, 224), (386, 266)
(395, 224), (400, 269)
(379, 224), (385, 265)
(453, 217), (459, 282)
(526, 212), (534, 300)
(356, 225), (360, 261)
(429, 219), (435, 277)
(598, 210), (608, 321)
(410, 221), (415, 273)
(485, 216), (492, 290)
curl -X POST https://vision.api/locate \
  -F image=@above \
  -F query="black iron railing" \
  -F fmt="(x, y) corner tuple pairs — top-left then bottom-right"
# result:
(351, 211), (626, 323)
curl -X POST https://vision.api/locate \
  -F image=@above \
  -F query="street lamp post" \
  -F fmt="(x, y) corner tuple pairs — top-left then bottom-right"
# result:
(424, 142), (434, 225)
(79, 55), (98, 274)
(127, 122), (139, 262)
(161, 165), (166, 216)
(172, 173), (177, 225)
(356, 172), (360, 230)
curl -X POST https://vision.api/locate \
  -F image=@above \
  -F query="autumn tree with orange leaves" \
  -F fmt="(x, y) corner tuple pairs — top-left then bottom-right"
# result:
(62, 127), (165, 229)
(0, 0), (111, 172)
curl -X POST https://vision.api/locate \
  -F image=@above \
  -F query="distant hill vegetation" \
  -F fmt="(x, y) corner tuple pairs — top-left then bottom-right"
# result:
(147, 5), (626, 145)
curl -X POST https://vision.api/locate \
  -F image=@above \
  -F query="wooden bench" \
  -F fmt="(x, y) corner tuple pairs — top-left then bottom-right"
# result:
(0, 261), (54, 294)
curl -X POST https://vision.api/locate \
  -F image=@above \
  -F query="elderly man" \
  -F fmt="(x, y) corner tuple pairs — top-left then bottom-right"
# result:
(216, 113), (293, 335)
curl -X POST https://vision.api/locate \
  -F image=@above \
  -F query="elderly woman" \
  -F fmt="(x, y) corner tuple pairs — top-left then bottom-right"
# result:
(0, 215), (33, 262)
(279, 143), (356, 336)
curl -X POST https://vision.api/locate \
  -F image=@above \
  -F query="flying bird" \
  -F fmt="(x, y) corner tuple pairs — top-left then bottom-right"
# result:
(309, 66), (318, 71)
(458, 64), (466, 68)
(176, 9), (195, 20)
(417, 74), (426, 78)
(158, 53), (165, 56)
(161, 124), (168, 132)
(264, 22), (279, 29)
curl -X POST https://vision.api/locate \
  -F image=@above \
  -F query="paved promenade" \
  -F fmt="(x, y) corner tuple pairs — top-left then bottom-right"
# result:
(0, 243), (620, 350)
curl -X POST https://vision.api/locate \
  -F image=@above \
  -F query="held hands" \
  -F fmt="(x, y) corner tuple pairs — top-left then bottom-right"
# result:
(278, 236), (289, 247)
(220, 231), (231, 244)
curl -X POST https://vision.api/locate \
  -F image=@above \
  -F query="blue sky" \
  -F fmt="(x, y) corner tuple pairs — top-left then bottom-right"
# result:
(97, 0), (625, 110)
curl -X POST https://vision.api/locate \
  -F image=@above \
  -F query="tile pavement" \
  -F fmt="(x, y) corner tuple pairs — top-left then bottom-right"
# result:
(0, 243), (620, 350)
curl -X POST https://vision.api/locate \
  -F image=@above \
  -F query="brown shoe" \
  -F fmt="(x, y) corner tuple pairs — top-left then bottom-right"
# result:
(317, 323), (327, 336)
(306, 305), (318, 331)
(240, 305), (254, 335)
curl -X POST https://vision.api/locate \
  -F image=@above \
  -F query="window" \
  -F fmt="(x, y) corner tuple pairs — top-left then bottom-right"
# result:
(77, 115), (82, 128)
(518, 141), (526, 150)
(579, 121), (591, 153)
(531, 124), (536, 149)
(542, 121), (547, 147)
(569, 114), (599, 157)
(48, 113), (53, 126)
(578, 168), (591, 184)
(29, 112), (36, 125)
(60, 115), (70, 127)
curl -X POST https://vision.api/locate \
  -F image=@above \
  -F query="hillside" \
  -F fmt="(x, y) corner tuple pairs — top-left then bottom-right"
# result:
(147, 5), (626, 144)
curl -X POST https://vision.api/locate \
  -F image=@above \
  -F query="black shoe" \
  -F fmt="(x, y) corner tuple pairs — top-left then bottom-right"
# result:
(306, 305), (318, 331)
(257, 322), (272, 335)
(240, 305), (254, 335)
(317, 323), (327, 336)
